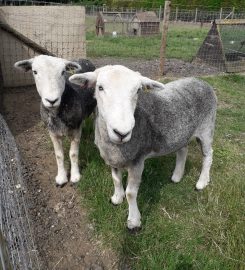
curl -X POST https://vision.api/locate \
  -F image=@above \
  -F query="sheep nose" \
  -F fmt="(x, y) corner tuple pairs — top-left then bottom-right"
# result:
(45, 98), (58, 106)
(113, 129), (130, 140)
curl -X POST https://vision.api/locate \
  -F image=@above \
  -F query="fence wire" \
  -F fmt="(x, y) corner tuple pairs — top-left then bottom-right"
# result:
(0, 5), (86, 87)
(0, 114), (41, 270)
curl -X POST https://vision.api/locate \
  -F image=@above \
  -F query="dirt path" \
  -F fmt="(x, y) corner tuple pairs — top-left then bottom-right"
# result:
(91, 57), (222, 79)
(3, 86), (117, 270)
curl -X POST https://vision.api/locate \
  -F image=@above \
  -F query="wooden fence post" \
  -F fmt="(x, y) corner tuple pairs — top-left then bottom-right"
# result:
(159, 5), (162, 20)
(159, 0), (171, 76)
(231, 7), (235, 19)
(175, 6), (178, 22)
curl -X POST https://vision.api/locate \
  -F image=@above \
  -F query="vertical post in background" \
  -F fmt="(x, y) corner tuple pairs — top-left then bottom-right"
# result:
(175, 6), (178, 22)
(159, 1), (171, 76)
(219, 7), (223, 19)
(231, 7), (235, 19)
(159, 5), (162, 20)
(195, 8), (198, 23)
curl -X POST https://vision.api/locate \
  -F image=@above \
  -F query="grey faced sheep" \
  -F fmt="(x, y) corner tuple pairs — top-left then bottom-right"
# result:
(69, 65), (217, 231)
(14, 55), (96, 187)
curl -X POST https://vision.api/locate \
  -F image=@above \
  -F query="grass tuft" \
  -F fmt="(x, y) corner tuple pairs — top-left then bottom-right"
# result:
(86, 23), (208, 61)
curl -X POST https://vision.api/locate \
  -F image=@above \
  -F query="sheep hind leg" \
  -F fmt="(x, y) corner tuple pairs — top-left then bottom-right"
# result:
(49, 131), (68, 187)
(110, 168), (125, 205)
(126, 161), (144, 231)
(171, 146), (188, 183)
(69, 128), (82, 184)
(196, 137), (213, 190)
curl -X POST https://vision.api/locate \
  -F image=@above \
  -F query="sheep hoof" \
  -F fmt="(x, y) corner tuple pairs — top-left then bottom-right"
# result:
(171, 172), (184, 183)
(55, 183), (67, 188)
(109, 198), (122, 206)
(70, 182), (79, 188)
(127, 226), (142, 234)
(109, 198), (116, 206)
(195, 179), (209, 190)
(110, 194), (124, 205)
(70, 173), (81, 184)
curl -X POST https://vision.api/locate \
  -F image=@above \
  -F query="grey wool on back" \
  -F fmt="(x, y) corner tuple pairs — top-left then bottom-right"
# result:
(95, 78), (217, 168)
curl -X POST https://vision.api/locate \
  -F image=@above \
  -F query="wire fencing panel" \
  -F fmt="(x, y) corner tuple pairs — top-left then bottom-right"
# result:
(0, 114), (41, 270)
(194, 20), (245, 72)
(219, 21), (245, 72)
(85, 3), (245, 73)
(0, 5), (86, 87)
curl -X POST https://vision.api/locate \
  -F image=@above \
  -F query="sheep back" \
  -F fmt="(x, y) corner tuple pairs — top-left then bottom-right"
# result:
(95, 78), (217, 168)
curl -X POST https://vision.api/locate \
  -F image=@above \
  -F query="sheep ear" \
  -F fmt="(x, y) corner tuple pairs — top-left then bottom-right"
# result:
(141, 76), (164, 90)
(14, 59), (33, 72)
(65, 61), (81, 72)
(69, 72), (97, 88)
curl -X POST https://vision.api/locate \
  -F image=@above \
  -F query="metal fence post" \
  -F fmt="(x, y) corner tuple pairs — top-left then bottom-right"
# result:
(195, 8), (198, 23)
(175, 6), (178, 22)
(159, 0), (171, 76)
(159, 5), (162, 20)
(231, 7), (235, 19)
(219, 7), (223, 19)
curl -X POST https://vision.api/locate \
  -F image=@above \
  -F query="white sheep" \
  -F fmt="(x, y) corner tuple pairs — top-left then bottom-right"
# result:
(14, 55), (96, 187)
(69, 65), (217, 231)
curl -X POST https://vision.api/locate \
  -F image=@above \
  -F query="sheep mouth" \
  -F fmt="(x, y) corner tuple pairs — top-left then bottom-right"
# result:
(43, 104), (59, 110)
(109, 133), (132, 145)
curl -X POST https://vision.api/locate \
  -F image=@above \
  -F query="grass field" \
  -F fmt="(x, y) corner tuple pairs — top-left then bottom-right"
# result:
(86, 19), (209, 61)
(72, 74), (245, 269)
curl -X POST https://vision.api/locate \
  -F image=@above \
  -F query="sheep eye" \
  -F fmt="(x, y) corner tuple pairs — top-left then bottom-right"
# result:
(137, 87), (141, 94)
(61, 70), (65, 76)
(98, 86), (104, 91)
(33, 70), (37, 75)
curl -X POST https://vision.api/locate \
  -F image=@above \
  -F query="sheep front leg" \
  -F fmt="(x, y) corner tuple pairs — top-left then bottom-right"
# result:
(111, 168), (125, 205)
(126, 161), (144, 231)
(69, 128), (82, 183)
(49, 131), (68, 187)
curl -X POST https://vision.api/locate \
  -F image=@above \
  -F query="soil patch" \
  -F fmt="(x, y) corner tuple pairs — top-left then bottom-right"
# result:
(90, 57), (222, 79)
(3, 86), (118, 270)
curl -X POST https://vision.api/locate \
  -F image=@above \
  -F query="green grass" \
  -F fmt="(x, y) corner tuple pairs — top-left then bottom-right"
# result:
(75, 74), (245, 269)
(86, 21), (208, 60)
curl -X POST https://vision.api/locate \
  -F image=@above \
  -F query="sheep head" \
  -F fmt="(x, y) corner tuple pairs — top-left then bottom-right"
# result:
(69, 65), (164, 144)
(14, 55), (81, 109)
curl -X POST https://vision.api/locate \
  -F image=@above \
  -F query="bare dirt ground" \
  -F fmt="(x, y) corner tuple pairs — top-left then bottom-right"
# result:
(2, 58), (221, 270)
(3, 87), (118, 270)
(91, 57), (222, 79)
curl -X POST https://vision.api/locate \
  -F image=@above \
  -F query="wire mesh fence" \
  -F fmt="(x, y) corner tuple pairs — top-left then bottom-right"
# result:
(0, 1), (244, 80)
(0, 114), (41, 270)
(194, 20), (245, 72)
(0, 5), (86, 87)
